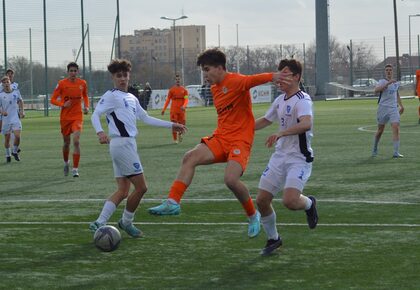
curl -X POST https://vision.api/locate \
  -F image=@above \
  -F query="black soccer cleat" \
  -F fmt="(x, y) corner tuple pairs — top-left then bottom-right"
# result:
(6, 156), (11, 163)
(305, 196), (318, 229)
(11, 152), (20, 161)
(260, 236), (283, 256)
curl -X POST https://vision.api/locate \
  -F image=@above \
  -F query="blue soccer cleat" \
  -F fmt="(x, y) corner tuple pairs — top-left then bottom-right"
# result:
(89, 221), (105, 233)
(248, 211), (261, 238)
(148, 200), (181, 215)
(118, 219), (143, 238)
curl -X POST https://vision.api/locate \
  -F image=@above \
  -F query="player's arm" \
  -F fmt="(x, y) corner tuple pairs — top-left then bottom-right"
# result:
(255, 117), (272, 130)
(266, 115), (312, 148)
(161, 91), (172, 115)
(50, 83), (64, 107)
(374, 79), (395, 93)
(82, 81), (90, 114)
(181, 89), (189, 111)
(397, 91), (404, 115)
(91, 93), (113, 144)
(17, 96), (25, 119)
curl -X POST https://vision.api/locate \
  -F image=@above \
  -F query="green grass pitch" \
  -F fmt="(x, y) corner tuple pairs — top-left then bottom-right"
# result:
(0, 98), (419, 289)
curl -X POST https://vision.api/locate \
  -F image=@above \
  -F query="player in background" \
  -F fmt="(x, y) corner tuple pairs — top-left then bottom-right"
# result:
(50, 62), (89, 177)
(148, 48), (288, 238)
(161, 74), (189, 143)
(89, 59), (186, 237)
(0, 76), (25, 162)
(0, 69), (20, 149)
(371, 64), (404, 158)
(254, 59), (318, 256)
(416, 69), (420, 124)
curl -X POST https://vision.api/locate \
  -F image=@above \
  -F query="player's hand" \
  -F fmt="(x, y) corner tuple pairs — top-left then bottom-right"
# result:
(172, 123), (187, 134)
(265, 132), (281, 148)
(180, 106), (185, 111)
(273, 70), (293, 86)
(63, 100), (72, 108)
(97, 131), (110, 144)
(399, 106), (404, 115)
(1, 111), (8, 116)
(19, 111), (25, 119)
(161, 111), (165, 115)
(83, 108), (89, 115)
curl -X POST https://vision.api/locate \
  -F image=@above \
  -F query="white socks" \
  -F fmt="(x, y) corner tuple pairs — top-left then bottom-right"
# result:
(261, 211), (279, 240)
(97, 200), (117, 224)
(122, 208), (135, 226)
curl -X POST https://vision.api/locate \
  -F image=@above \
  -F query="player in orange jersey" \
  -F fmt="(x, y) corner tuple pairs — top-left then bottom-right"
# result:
(416, 69), (420, 124)
(148, 48), (290, 238)
(50, 62), (89, 177)
(161, 74), (189, 143)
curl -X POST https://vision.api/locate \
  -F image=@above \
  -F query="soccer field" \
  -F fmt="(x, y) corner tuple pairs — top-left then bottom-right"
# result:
(1, 99), (419, 289)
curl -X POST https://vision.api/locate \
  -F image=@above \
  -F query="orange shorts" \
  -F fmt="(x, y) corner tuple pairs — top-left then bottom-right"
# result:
(201, 135), (252, 172)
(60, 119), (83, 136)
(170, 111), (186, 125)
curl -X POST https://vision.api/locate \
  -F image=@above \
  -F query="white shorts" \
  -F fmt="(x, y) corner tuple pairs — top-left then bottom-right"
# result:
(258, 154), (312, 195)
(1, 121), (22, 135)
(377, 106), (400, 125)
(109, 137), (143, 178)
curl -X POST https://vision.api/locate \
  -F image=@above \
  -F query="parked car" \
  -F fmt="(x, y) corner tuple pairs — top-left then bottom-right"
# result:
(400, 75), (416, 85)
(352, 78), (378, 88)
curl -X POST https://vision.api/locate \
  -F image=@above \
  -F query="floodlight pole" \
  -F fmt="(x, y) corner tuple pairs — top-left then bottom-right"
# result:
(161, 15), (188, 76)
(393, 0), (401, 81)
(3, 0), (7, 70)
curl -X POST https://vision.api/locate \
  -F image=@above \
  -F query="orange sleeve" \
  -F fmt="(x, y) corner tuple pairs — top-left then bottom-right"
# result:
(182, 89), (189, 107)
(50, 81), (64, 107)
(162, 90), (172, 112)
(82, 80), (89, 108)
(243, 73), (273, 90)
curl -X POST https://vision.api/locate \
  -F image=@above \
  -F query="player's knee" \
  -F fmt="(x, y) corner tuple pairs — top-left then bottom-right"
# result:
(182, 150), (197, 166)
(73, 140), (80, 147)
(256, 194), (270, 211)
(282, 195), (298, 210)
(224, 175), (239, 190)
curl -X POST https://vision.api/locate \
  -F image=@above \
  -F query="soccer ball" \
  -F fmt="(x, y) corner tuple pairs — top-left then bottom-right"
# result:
(93, 225), (121, 252)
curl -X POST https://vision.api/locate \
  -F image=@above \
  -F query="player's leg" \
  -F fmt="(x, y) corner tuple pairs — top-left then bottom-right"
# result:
(90, 177), (131, 232)
(372, 124), (385, 156)
(118, 173), (148, 238)
(4, 130), (11, 163)
(148, 143), (215, 215)
(62, 129), (71, 176)
(256, 190), (282, 255)
(177, 113), (186, 143)
(170, 112), (178, 143)
(71, 131), (81, 177)
(391, 122), (402, 158)
(11, 129), (21, 161)
(224, 160), (261, 238)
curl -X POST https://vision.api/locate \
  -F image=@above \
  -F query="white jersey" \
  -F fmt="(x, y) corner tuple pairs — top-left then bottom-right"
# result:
(376, 79), (400, 108)
(0, 82), (18, 93)
(0, 89), (22, 124)
(91, 89), (173, 138)
(264, 90), (314, 163)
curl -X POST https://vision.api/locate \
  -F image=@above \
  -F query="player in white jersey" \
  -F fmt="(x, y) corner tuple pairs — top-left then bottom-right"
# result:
(0, 69), (19, 138)
(254, 59), (318, 256)
(372, 64), (404, 158)
(89, 59), (187, 238)
(0, 76), (25, 163)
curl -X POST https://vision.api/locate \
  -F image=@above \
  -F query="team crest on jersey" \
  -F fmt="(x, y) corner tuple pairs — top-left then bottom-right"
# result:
(133, 162), (141, 171)
(222, 86), (228, 94)
(286, 105), (291, 114)
(233, 148), (241, 155)
(79, 85), (83, 90)
(123, 98), (129, 108)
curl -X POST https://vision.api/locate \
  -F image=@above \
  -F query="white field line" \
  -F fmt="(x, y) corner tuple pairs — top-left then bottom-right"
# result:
(0, 198), (418, 205)
(0, 221), (419, 227)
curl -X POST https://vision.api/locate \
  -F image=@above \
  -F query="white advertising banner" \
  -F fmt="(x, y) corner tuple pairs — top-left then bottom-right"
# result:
(250, 85), (272, 103)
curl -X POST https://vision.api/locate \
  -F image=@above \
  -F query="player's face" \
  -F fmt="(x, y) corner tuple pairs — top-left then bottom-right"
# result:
(1, 78), (11, 90)
(201, 64), (224, 85)
(112, 71), (130, 91)
(68, 67), (78, 80)
(175, 76), (181, 85)
(385, 67), (393, 79)
(277, 67), (300, 92)
(6, 72), (14, 82)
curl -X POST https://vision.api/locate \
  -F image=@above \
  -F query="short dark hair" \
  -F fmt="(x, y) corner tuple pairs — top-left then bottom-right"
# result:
(5, 68), (14, 74)
(278, 59), (302, 80)
(108, 59), (132, 74)
(67, 62), (79, 71)
(385, 64), (393, 69)
(197, 48), (226, 70)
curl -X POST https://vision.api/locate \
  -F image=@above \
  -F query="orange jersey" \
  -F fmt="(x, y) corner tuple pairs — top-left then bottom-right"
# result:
(416, 69), (420, 96)
(162, 86), (189, 114)
(210, 72), (273, 144)
(50, 78), (89, 120)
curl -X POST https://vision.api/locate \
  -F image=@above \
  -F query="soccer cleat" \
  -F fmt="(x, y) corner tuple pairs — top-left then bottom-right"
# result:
(72, 168), (79, 177)
(6, 156), (11, 163)
(148, 200), (181, 215)
(17, 148), (21, 153)
(178, 132), (183, 143)
(392, 153), (404, 158)
(305, 196), (318, 229)
(118, 219), (143, 238)
(89, 221), (105, 233)
(248, 211), (261, 238)
(371, 149), (378, 157)
(64, 163), (69, 176)
(11, 152), (20, 161)
(260, 236), (283, 256)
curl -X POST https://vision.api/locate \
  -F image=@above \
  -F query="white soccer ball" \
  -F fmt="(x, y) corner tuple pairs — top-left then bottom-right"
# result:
(93, 225), (121, 252)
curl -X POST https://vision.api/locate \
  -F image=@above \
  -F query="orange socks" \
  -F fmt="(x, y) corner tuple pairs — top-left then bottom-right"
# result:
(63, 149), (70, 163)
(168, 180), (187, 204)
(241, 196), (257, 217)
(172, 131), (177, 141)
(73, 153), (80, 168)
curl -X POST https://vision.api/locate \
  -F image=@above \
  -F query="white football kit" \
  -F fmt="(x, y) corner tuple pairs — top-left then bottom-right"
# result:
(375, 79), (400, 124)
(0, 82), (19, 122)
(0, 89), (23, 134)
(259, 90), (314, 194)
(91, 89), (173, 177)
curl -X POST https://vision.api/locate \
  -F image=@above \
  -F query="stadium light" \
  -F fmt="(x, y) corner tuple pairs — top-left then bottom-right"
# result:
(408, 14), (420, 80)
(161, 15), (188, 76)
